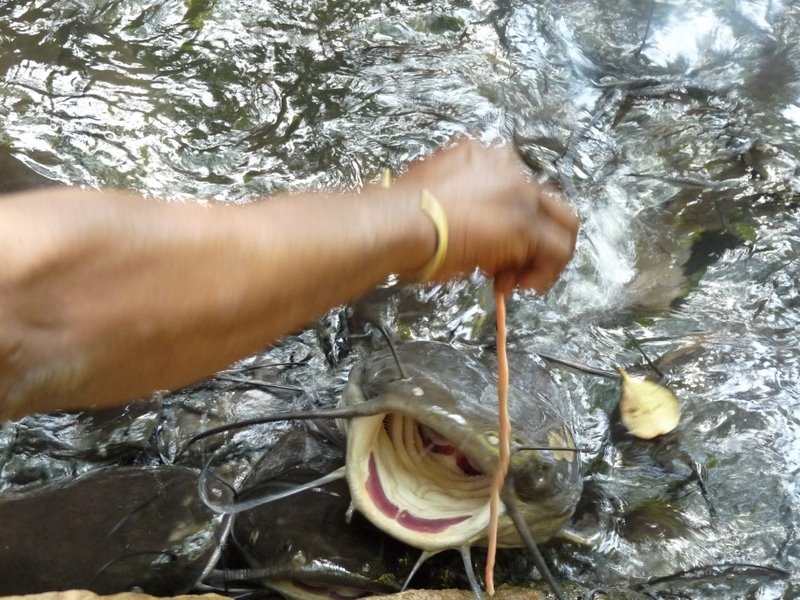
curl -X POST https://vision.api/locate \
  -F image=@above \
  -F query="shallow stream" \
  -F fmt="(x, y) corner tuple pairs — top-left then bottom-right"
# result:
(3, 1), (800, 598)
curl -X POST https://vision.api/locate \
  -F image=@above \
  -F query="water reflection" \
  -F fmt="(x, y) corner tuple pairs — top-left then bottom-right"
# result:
(3, 0), (800, 597)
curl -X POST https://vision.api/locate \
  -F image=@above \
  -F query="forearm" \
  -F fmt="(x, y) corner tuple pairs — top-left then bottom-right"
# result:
(0, 186), (434, 419)
(0, 140), (579, 420)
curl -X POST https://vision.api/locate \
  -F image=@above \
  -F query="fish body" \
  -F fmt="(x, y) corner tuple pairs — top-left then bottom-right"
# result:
(218, 426), (413, 599)
(230, 475), (412, 599)
(339, 340), (583, 553)
(0, 465), (226, 595)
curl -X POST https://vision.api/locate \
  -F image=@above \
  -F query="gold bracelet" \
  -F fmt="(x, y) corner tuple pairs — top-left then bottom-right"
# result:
(416, 189), (448, 282)
(379, 169), (448, 282)
(381, 168), (393, 189)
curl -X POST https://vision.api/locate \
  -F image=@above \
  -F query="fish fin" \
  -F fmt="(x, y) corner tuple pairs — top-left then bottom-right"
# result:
(554, 527), (595, 547)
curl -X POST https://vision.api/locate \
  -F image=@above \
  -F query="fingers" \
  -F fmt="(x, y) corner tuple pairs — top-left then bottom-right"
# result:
(497, 188), (579, 293)
(518, 212), (577, 291)
(502, 160), (577, 292)
(497, 224), (576, 292)
(493, 271), (516, 296)
(539, 187), (579, 247)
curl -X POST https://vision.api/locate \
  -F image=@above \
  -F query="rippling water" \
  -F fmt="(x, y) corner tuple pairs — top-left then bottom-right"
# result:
(3, 0), (800, 598)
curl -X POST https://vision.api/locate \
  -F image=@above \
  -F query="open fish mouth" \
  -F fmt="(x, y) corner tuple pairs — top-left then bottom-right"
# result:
(339, 340), (583, 554)
(347, 410), (494, 549)
(344, 378), (502, 552)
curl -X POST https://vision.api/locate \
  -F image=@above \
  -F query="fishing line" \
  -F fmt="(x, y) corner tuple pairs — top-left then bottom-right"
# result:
(485, 288), (510, 595)
(487, 293), (568, 600)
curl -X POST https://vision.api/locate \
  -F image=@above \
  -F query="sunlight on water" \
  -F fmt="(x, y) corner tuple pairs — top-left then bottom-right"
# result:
(646, 8), (736, 69)
(3, 0), (800, 597)
(558, 183), (637, 316)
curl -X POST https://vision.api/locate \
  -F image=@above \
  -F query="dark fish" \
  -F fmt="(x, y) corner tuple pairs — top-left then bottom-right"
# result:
(183, 340), (583, 597)
(197, 425), (410, 599)
(0, 465), (227, 595)
(339, 341), (583, 591)
(225, 475), (412, 599)
(0, 148), (58, 193)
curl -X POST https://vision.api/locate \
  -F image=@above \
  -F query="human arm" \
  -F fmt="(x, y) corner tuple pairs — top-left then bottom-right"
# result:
(0, 140), (577, 420)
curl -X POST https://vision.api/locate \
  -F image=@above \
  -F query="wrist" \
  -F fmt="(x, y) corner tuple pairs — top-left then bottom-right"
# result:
(415, 189), (448, 282)
(367, 183), (444, 283)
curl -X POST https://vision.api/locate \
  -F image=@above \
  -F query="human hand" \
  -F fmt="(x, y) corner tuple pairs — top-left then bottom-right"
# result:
(394, 140), (578, 294)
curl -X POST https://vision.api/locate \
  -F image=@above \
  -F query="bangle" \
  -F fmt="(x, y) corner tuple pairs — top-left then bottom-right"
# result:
(416, 189), (449, 282)
(379, 169), (448, 282)
(381, 168), (393, 189)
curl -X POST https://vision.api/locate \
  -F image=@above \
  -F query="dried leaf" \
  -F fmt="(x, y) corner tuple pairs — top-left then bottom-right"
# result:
(616, 367), (680, 439)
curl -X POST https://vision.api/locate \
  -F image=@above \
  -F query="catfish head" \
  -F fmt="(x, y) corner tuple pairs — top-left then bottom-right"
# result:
(339, 341), (583, 554)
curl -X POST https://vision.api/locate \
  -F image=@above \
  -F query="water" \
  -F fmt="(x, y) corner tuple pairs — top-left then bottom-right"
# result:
(3, 0), (800, 597)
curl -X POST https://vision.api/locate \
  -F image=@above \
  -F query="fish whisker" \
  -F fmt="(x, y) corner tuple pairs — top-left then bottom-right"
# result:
(501, 480), (566, 600)
(212, 374), (305, 393)
(105, 477), (176, 538)
(401, 549), (436, 593)
(175, 403), (392, 461)
(515, 445), (596, 454)
(198, 463), (346, 515)
(631, 562), (790, 592)
(458, 545), (484, 600)
(537, 353), (619, 379)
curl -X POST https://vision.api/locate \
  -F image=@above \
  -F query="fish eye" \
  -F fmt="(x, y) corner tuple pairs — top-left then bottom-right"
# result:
(512, 456), (557, 501)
